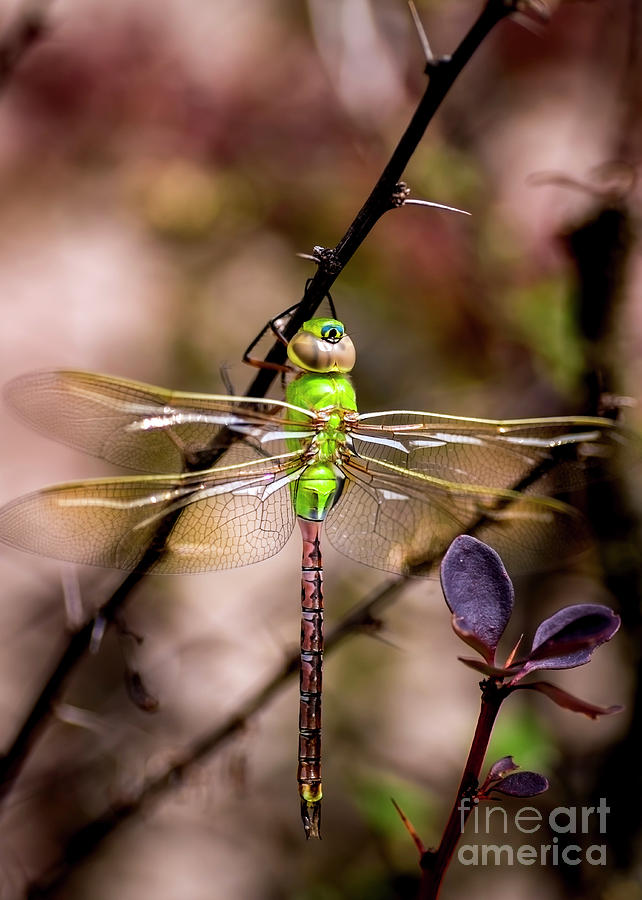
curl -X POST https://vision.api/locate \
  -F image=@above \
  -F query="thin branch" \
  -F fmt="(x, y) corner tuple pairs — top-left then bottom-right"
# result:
(24, 427), (582, 896)
(0, 0), (515, 822)
(0, 0), (50, 90)
(240, 0), (518, 399)
(418, 685), (506, 899)
(25, 577), (408, 898)
(555, 0), (642, 877)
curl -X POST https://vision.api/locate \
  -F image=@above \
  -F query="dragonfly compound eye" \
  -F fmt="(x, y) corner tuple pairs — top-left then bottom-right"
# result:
(287, 330), (356, 374)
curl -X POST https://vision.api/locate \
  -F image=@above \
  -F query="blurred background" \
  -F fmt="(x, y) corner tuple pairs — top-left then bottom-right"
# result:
(0, 0), (639, 897)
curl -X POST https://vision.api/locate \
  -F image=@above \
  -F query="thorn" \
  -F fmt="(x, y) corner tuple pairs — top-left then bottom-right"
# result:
(55, 703), (105, 733)
(509, 11), (547, 36)
(504, 634), (523, 668)
(296, 246), (341, 275)
(125, 669), (159, 713)
(403, 198), (471, 216)
(301, 244), (328, 261)
(89, 615), (107, 654)
(391, 797), (426, 855)
(60, 565), (84, 630)
(511, 0), (550, 25)
(408, 1), (434, 62)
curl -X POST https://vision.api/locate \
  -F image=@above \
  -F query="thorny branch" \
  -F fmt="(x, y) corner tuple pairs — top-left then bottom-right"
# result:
(26, 377), (581, 895)
(26, 577), (407, 897)
(0, 0), (548, 887)
(0, 0), (523, 811)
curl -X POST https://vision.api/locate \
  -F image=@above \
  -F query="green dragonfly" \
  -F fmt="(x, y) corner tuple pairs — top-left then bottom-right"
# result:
(0, 317), (619, 837)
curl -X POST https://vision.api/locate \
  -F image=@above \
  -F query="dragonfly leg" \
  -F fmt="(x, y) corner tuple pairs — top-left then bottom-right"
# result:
(242, 286), (338, 375)
(298, 518), (324, 839)
(241, 304), (300, 373)
(219, 360), (236, 395)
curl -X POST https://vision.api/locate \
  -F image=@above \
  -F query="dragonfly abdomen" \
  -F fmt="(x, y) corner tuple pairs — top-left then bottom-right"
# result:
(293, 462), (343, 521)
(286, 370), (358, 836)
(298, 518), (324, 839)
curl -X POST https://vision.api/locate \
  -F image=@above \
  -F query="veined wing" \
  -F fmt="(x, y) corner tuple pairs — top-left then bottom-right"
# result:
(0, 451), (304, 573)
(351, 410), (619, 494)
(5, 370), (317, 474)
(327, 449), (589, 576)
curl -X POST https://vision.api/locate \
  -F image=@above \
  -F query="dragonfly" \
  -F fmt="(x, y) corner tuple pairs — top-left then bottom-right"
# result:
(0, 316), (619, 838)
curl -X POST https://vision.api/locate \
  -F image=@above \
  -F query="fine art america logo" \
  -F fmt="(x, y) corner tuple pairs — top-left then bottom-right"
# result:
(458, 798), (610, 867)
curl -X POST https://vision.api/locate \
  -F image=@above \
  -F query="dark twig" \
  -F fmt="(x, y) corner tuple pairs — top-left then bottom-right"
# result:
(0, 0), (50, 90)
(239, 0), (521, 400)
(26, 577), (407, 898)
(0, 0), (517, 812)
(556, 0), (642, 883)
(24, 422), (582, 896)
(0, 573), (145, 805)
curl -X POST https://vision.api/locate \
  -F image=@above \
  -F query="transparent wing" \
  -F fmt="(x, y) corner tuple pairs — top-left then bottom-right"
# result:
(0, 453), (303, 573)
(351, 410), (619, 494)
(326, 450), (589, 575)
(5, 370), (317, 473)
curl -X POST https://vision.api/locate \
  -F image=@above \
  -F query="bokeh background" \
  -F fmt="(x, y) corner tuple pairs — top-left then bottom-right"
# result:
(0, 0), (640, 897)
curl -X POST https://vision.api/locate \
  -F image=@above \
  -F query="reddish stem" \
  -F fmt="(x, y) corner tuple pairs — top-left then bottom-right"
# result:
(418, 682), (507, 899)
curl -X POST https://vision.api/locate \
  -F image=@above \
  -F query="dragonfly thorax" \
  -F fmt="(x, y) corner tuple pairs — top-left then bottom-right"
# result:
(286, 371), (357, 417)
(284, 363), (358, 522)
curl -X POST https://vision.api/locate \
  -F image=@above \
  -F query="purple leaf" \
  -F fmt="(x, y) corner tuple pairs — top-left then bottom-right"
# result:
(514, 681), (624, 719)
(491, 772), (549, 798)
(441, 536), (514, 663)
(479, 757), (521, 796)
(518, 604), (620, 675)
(458, 656), (520, 677)
(487, 756), (519, 780)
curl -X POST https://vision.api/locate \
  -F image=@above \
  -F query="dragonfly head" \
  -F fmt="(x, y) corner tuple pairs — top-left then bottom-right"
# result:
(287, 318), (356, 374)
